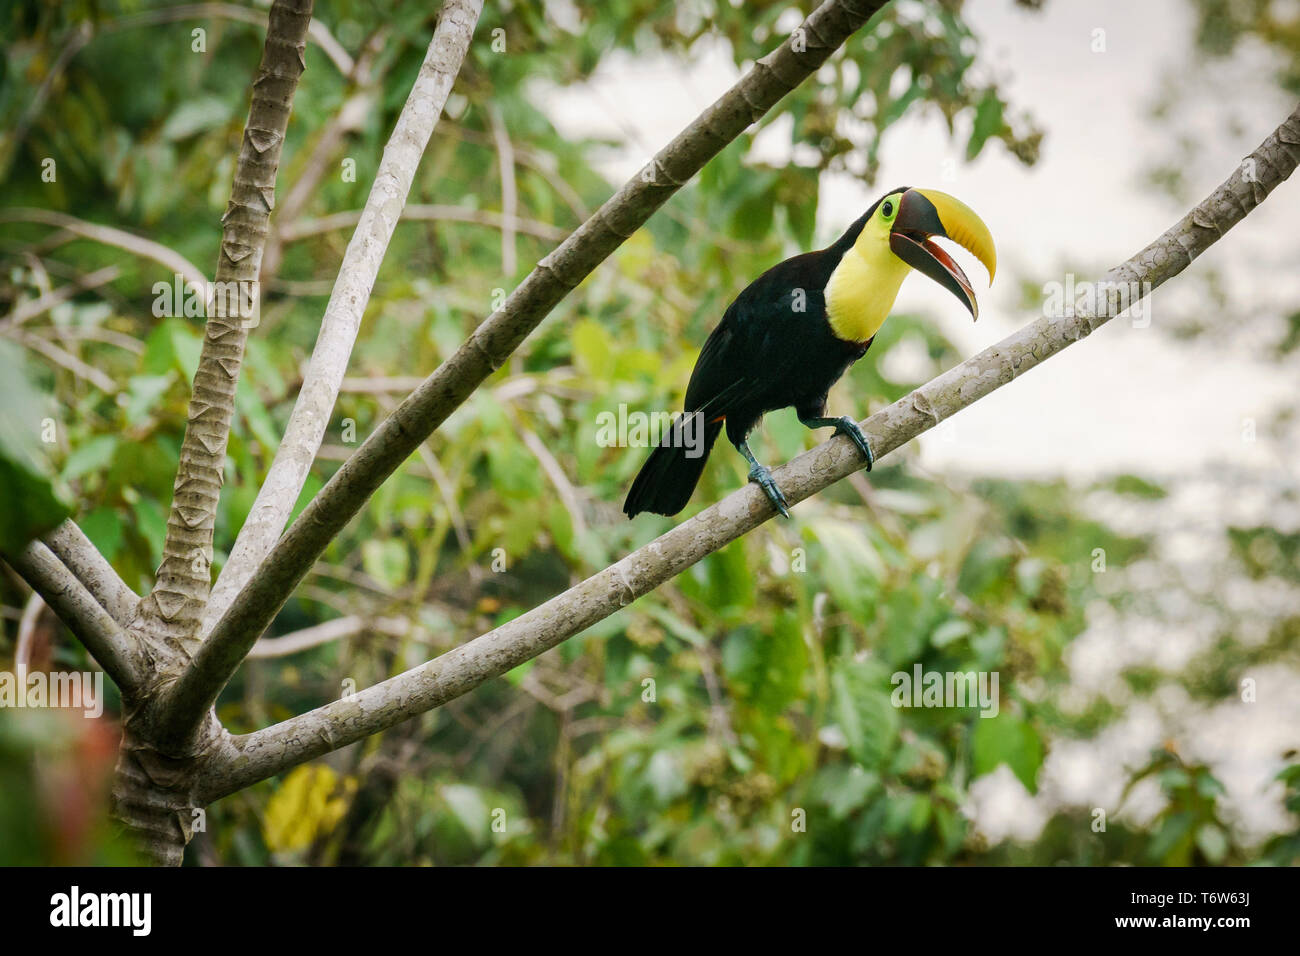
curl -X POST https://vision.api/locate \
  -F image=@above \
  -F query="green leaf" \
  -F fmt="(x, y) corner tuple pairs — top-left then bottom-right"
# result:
(646, 751), (688, 805)
(160, 96), (232, 141)
(831, 658), (899, 770)
(504, 658), (535, 686)
(80, 508), (124, 562)
(571, 318), (614, 379)
(121, 374), (175, 428)
(808, 518), (885, 619)
(1195, 772), (1226, 799)
(1195, 823), (1228, 864)
(966, 89), (1004, 161)
(0, 345), (70, 552)
(439, 784), (490, 845)
(62, 435), (117, 482)
(931, 618), (972, 648)
(1147, 811), (1195, 864)
(721, 616), (806, 714)
(971, 712), (1044, 794)
(361, 539), (409, 590)
(134, 497), (168, 566)
(820, 764), (880, 820)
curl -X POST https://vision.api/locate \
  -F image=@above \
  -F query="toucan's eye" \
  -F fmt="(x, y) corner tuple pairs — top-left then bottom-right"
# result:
(882, 200), (895, 220)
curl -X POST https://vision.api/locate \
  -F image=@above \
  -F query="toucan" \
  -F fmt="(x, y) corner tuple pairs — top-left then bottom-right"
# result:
(623, 186), (996, 519)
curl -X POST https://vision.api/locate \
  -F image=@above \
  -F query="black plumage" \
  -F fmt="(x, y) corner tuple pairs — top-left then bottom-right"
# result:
(623, 197), (889, 519)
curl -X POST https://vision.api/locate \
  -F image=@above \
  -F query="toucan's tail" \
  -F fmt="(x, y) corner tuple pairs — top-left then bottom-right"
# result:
(623, 414), (723, 518)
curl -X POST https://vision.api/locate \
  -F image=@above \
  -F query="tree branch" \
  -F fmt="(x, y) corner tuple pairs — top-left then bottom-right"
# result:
(0, 209), (208, 292)
(276, 204), (569, 244)
(201, 0), (484, 641)
(247, 614), (413, 659)
(42, 520), (139, 626)
(108, 3), (354, 75)
(185, 0), (892, 736)
(10, 329), (120, 394)
(4, 541), (143, 692)
(140, 0), (314, 669)
(489, 104), (519, 277)
(0, 265), (121, 328)
(197, 101), (1300, 802)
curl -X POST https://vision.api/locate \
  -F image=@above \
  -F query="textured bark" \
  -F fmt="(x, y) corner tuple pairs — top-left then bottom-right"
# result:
(187, 0), (892, 724)
(6, 540), (142, 691)
(42, 519), (139, 626)
(111, 722), (217, 867)
(107, 0), (315, 867)
(196, 102), (1300, 802)
(141, 0), (313, 670)
(203, 0), (484, 638)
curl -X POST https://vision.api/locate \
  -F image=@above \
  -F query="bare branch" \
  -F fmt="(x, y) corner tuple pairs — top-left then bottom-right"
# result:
(109, 3), (354, 74)
(0, 265), (122, 328)
(202, 0), (484, 641)
(505, 405), (589, 540)
(15, 591), (46, 672)
(25, 324), (144, 355)
(489, 105), (519, 277)
(443, 122), (591, 221)
(277, 204), (569, 244)
(2, 23), (92, 171)
(12, 329), (120, 394)
(0, 209), (208, 292)
(189, 0), (892, 731)
(43, 520), (139, 626)
(379, 391), (473, 555)
(4, 541), (143, 692)
(197, 101), (1300, 801)
(248, 614), (413, 658)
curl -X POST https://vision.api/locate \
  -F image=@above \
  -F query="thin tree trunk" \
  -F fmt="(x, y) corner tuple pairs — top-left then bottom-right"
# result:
(144, 0), (313, 666)
(110, 0), (315, 867)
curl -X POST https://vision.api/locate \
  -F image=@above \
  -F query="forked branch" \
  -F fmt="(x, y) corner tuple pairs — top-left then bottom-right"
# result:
(197, 104), (1300, 802)
(175, 0), (893, 743)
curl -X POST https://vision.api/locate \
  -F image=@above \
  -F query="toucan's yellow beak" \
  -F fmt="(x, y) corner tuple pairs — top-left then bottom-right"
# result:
(889, 188), (996, 320)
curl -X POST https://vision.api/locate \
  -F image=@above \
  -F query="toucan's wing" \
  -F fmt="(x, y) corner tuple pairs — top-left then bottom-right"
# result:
(684, 251), (833, 417)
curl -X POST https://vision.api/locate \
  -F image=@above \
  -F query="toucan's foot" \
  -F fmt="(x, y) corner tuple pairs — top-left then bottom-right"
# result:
(748, 463), (790, 518)
(799, 414), (875, 471)
(833, 417), (875, 471)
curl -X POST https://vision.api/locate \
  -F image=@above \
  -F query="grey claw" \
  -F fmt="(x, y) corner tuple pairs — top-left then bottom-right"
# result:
(836, 417), (874, 472)
(748, 465), (791, 518)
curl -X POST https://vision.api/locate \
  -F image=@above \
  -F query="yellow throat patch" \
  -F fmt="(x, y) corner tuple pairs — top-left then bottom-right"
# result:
(825, 215), (911, 344)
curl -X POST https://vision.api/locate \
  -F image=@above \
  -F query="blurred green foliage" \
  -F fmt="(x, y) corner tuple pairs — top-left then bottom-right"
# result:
(0, 0), (1295, 866)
